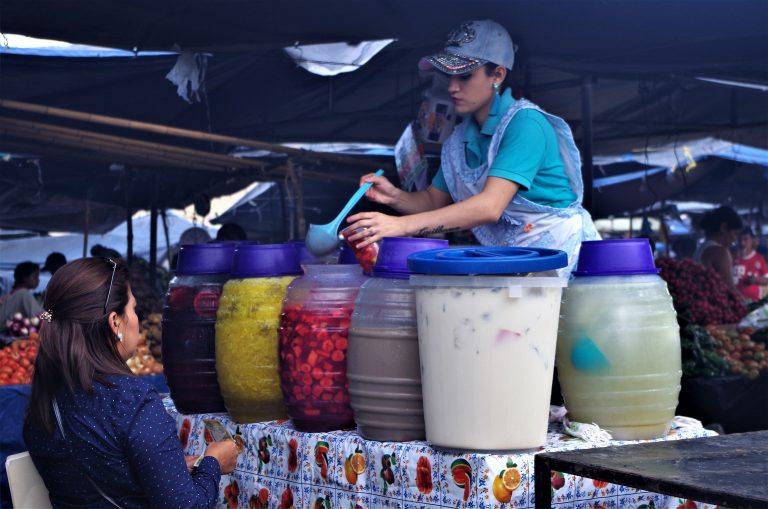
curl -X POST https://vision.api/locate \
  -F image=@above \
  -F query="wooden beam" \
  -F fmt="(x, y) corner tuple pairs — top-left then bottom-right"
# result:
(0, 98), (391, 170)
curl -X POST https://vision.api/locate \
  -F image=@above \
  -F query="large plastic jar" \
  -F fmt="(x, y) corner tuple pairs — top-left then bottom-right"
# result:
(278, 264), (367, 431)
(557, 239), (682, 440)
(216, 244), (301, 423)
(348, 237), (447, 441)
(408, 247), (568, 450)
(162, 243), (235, 414)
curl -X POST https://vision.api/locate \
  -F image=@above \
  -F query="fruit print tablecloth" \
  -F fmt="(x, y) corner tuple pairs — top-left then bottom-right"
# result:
(164, 397), (717, 509)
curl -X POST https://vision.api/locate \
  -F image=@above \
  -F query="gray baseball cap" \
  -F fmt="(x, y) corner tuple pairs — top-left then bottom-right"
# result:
(419, 20), (515, 75)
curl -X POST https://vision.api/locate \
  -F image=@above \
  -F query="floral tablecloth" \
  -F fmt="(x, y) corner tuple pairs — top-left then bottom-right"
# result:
(164, 397), (716, 509)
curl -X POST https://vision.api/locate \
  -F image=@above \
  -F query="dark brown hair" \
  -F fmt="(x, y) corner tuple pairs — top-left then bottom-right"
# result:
(483, 62), (513, 93)
(26, 257), (133, 434)
(700, 206), (743, 237)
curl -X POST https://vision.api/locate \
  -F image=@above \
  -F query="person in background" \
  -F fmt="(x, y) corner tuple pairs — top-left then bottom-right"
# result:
(42, 252), (68, 276)
(693, 206), (743, 291)
(734, 227), (768, 302)
(24, 258), (238, 508)
(215, 222), (247, 241)
(346, 20), (598, 275)
(0, 261), (43, 322)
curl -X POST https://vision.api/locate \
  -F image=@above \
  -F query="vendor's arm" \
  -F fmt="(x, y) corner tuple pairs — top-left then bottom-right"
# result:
(704, 247), (737, 292)
(346, 176), (519, 246)
(358, 172), (452, 214)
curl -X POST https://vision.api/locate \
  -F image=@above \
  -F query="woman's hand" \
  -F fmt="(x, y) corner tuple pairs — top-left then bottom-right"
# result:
(204, 439), (239, 474)
(359, 173), (401, 206)
(185, 455), (197, 473)
(345, 212), (408, 247)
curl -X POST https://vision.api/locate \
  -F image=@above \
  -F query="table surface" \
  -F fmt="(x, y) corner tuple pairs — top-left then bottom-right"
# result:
(535, 430), (768, 509)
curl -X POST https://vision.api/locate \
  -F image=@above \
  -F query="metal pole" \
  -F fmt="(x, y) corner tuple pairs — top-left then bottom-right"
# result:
(581, 76), (594, 214)
(149, 175), (158, 288)
(125, 168), (133, 266)
(82, 187), (92, 258)
(161, 209), (172, 269)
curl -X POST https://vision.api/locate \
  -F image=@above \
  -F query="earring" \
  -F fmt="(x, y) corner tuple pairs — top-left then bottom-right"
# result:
(490, 82), (501, 115)
(117, 332), (123, 342)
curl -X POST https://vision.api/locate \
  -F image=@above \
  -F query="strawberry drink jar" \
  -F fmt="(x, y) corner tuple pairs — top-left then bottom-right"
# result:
(557, 239), (682, 439)
(348, 237), (447, 441)
(279, 264), (368, 431)
(162, 243), (235, 414)
(216, 243), (301, 423)
(408, 247), (568, 450)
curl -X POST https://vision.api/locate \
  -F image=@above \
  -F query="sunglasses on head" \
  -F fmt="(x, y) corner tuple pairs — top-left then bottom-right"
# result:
(103, 258), (117, 315)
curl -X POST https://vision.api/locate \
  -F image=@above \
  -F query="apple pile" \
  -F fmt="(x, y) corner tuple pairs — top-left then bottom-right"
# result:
(656, 257), (747, 325)
(0, 335), (39, 386)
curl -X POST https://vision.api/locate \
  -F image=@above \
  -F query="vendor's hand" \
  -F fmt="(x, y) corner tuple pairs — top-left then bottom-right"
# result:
(185, 455), (200, 473)
(204, 439), (239, 474)
(360, 173), (401, 206)
(346, 212), (407, 247)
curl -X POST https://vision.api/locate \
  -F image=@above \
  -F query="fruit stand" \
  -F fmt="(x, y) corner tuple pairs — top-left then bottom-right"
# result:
(657, 257), (768, 432)
(164, 397), (717, 509)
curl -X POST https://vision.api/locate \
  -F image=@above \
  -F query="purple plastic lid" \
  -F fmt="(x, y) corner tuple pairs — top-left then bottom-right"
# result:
(372, 237), (450, 279)
(176, 243), (236, 275)
(230, 243), (302, 277)
(338, 243), (359, 265)
(572, 239), (659, 277)
(290, 240), (339, 265)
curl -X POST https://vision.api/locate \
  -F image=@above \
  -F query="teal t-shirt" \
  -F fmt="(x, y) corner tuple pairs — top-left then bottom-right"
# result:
(432, 90), (576, 208)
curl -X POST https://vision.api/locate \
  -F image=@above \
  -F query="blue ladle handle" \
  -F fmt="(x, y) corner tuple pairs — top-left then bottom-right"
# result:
(333, 169), (384, 228)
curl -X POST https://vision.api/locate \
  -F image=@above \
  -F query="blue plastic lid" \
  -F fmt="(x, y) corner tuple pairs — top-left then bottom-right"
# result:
(407, 246), (567, 275)
(230, 243), (302, 277)
(176, 243), (236, 275)
(373, 237), (449, 279)
(572, 239), (659, 276)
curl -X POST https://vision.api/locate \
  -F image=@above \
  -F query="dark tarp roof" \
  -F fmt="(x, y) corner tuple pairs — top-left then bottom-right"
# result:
(0, 0), (767, 232)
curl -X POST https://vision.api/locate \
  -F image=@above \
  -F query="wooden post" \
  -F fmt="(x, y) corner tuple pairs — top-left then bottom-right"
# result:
(287, 159), (307, 238)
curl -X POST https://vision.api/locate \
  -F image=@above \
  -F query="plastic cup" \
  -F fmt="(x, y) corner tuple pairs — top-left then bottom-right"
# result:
(340, 226), (379, 274)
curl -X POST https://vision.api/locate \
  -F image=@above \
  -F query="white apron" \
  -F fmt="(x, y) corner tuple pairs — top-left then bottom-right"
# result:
(441, 98), (600, 276)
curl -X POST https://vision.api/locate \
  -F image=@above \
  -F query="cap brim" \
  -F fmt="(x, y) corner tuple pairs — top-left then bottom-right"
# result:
(418, 51), (486, 75)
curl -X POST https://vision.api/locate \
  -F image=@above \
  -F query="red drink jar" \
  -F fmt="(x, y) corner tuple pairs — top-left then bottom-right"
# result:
(278, 264), (367, 431)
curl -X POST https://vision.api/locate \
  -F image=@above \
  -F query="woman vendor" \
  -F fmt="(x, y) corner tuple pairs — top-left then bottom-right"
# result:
(346, 20), (599, 275)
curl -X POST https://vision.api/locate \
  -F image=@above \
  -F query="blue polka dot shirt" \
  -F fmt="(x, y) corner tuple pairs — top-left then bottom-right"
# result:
(24, 375), (221, 508)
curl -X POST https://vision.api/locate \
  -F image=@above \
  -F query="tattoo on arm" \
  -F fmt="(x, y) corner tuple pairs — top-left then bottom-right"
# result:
(416, 225), (460, 236)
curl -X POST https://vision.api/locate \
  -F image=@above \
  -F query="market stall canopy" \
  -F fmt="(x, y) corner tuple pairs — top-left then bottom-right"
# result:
(591, 138), (768, 216)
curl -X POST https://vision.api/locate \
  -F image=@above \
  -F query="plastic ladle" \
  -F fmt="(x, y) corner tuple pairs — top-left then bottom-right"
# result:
(305, 169), (384, 256)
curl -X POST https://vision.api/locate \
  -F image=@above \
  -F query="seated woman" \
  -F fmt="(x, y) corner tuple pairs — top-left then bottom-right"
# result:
(693, 206), (743, 291)
(24, 257), (238, 508)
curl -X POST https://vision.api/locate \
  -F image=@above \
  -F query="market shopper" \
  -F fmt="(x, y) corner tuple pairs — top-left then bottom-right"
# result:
(693, 206), (743, 291)
(0, 261), (43, 322)
(346, 20), (599, 274)
(24, 257), (238, 508)
(734, 227), (768, 301)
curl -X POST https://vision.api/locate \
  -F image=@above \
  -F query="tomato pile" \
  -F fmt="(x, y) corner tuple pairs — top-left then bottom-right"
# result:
(656, 257), (747, 325)
(681, 324), (768, 379)
(0, 335), (39, 386)
(707, 325), (767, 379)
(278, 304), (354, 431)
